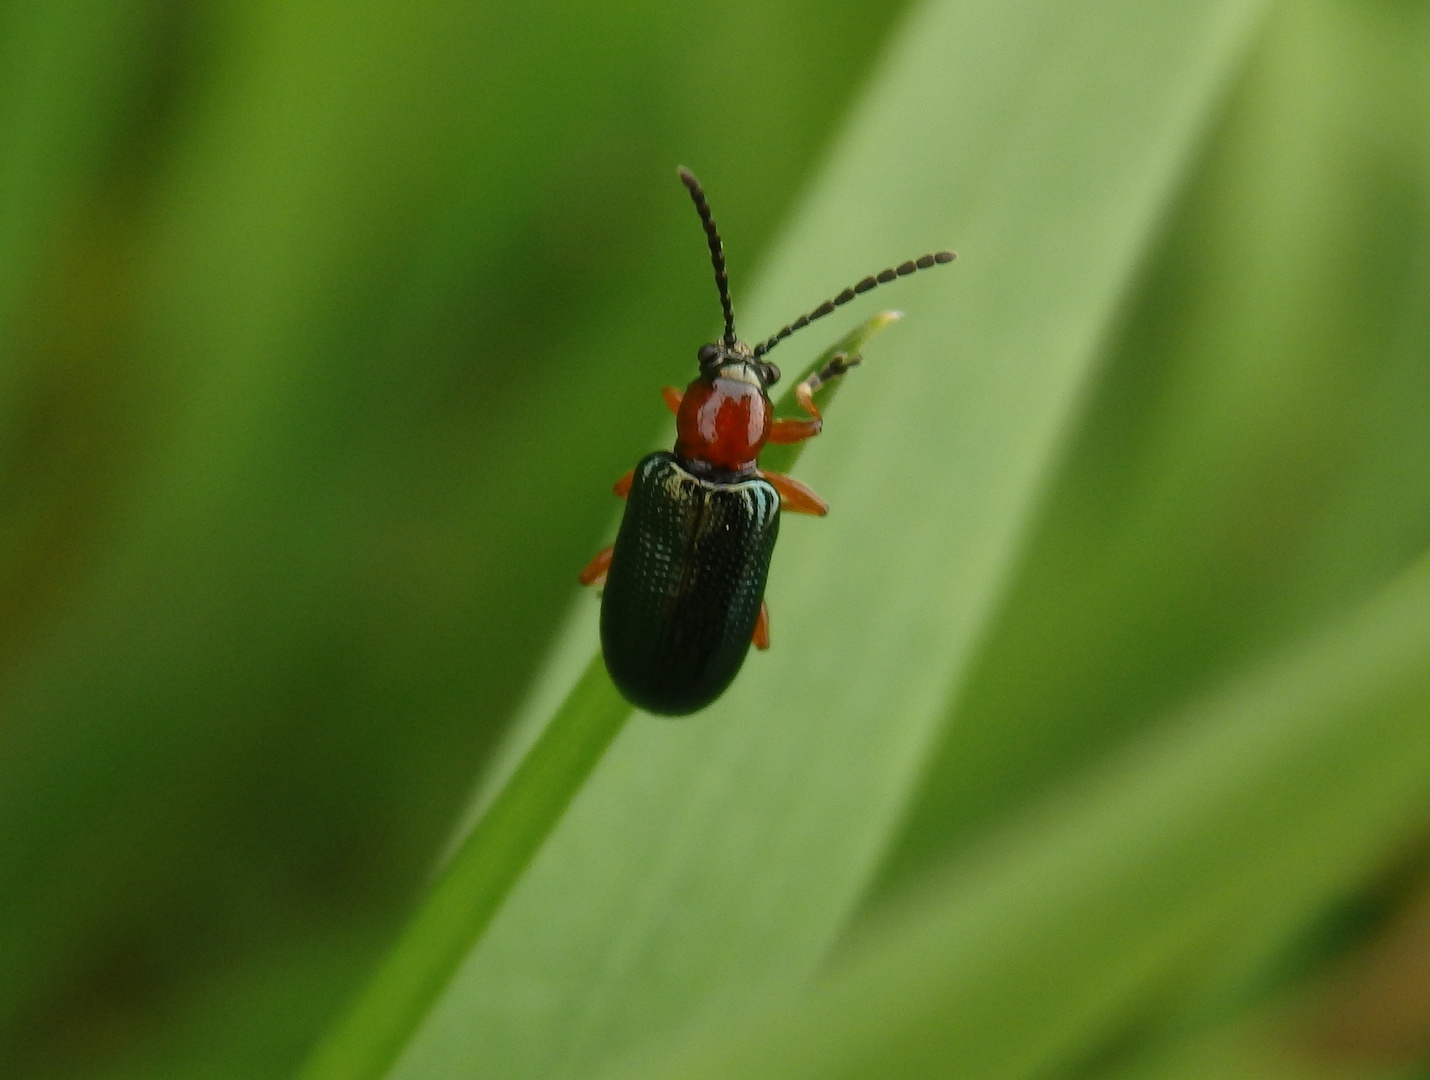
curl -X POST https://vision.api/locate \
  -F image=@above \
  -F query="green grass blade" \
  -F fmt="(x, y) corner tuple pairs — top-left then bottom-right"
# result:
(294, 656), (626, 1080)
(613, 554), (1430, 1080)
(878, 0), (1430, 902)
(292, 314), (895, 1080)
(381, 3), (1271, 1079)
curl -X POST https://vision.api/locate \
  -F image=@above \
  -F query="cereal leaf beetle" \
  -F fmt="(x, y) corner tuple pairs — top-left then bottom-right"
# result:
(580, 168), (954, 715)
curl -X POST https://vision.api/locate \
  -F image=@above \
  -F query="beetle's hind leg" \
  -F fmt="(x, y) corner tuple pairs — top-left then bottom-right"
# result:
(579, 545), (613, 586)
(760, 471), (828, 516)
(753, 600), (770, 650)
(767, 351), (861, 444)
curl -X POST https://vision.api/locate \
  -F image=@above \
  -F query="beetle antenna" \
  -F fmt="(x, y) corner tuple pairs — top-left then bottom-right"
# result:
(751, 251), (956, 359)
(678, 167), (738, 350)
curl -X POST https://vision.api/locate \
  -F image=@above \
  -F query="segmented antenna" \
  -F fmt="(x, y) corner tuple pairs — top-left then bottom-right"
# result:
(678, 167), (738, 349)
(752, 251), (956, 359)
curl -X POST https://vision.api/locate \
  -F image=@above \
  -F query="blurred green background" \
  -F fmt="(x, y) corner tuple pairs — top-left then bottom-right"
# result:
(0, 0), (913, 1075)
(3, 1), (1430, 1079)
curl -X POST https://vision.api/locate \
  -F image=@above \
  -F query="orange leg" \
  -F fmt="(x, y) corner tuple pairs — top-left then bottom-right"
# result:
(752, 600), (770, 650)
(768, 352), (861, 444)
(662, 386), (683, 414)
(761, 470), (828, 516)
(586, 469), (632, 584)
(579, 545), (613, 586)
(767, 417), (820, 444)
(767, 379), (824, 444)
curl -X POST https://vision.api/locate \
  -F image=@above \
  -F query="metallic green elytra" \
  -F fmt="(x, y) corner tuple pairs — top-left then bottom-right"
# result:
(601, 452), (779, 716)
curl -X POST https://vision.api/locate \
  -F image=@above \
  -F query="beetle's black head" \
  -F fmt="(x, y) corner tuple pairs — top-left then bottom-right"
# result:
(697, 340), (779, 389)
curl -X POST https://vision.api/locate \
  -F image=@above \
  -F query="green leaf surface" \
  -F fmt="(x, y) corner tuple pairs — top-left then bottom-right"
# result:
(879, 0), (1430, 903)
(610, 552), (1430, 1080)
(296, 310), (899, 1080)
(296, 656), (626, 1080)
(380, 2), (1270, 1078)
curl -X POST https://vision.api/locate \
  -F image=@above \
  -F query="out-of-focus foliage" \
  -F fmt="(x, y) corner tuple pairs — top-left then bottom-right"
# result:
(0, 0), (911, 1076)
(4, 1), (1430, 1080)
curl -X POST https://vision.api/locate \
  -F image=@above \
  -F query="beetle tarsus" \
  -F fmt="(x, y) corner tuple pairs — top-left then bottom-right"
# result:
(798, 351), (862, 409)
(753, 600), (770, 650)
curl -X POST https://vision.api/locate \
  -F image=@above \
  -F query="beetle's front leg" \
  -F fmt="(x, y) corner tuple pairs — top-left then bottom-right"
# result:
(662, 386), (683, 414)
(760, 471), (828, 516)
(767, 351), (861, 444)
(579, 545), (614, 586)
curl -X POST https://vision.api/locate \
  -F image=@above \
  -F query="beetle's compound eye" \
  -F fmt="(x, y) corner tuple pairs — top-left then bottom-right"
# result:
(761, 362), (780, 386)
(697, 343), (722, 367)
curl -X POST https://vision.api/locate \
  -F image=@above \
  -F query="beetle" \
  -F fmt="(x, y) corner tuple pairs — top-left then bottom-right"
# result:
(580, 168), (954, 715)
